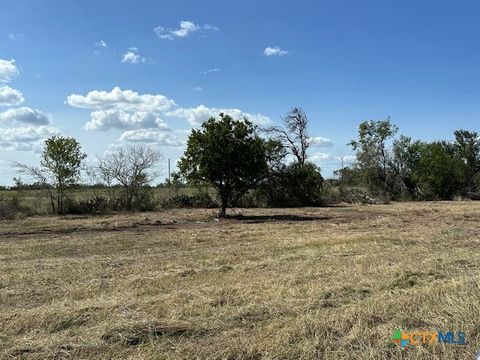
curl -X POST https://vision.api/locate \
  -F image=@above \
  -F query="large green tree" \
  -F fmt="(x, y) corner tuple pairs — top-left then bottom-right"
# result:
(411, 141), (467, 199)
(41, 136), (86, 213)
(179, 114), (268, 216)
(350, 118), (398, 196)
(390, 135), (423, 198)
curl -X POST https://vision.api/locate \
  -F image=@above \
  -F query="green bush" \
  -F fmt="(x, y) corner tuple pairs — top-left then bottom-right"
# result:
(133, 188), (158, 212)
(0, 195), (28, 219)
(234, 190), (262, 208)
(411, 142), (467, 200)
(256, 162), (324, 207)
(106, 187), (158, 212)
(161, 193), (217, 209)
(64, 196), (109, 215)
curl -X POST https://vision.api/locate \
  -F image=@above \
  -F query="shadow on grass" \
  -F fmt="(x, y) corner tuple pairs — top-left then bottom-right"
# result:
(225, 214), (330, 223)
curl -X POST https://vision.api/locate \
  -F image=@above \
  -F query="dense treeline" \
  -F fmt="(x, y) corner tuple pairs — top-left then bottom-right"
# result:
(2, 108), (480, 218)
(339, 118), (480, 201)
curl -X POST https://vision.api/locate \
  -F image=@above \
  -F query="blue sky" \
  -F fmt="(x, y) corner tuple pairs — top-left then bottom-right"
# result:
(2, 0), (480, 185)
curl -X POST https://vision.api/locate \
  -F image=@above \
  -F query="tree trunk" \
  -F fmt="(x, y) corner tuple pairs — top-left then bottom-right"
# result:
(57, 187), (62, 214)
(60, 187), (64, 214)
(220, 192), (228, 217)
(48, 190), (55, 214)
(127, 193), (133, 211)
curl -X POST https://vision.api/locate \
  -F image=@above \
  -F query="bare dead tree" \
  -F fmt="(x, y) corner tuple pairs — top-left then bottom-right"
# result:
(264, 107), (311, 166)
(13, 162), (56, 214)
(98, 145), (161, 211)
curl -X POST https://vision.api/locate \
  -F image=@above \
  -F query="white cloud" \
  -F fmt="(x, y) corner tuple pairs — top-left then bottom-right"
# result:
(310, 152), (332, 162)
(310, 152), (357, 164)
(264, 46), (289, 57)
(193, 86), (203, 92)
(119, 129), (185, 147)
(95, 40), (107, 48)
(85, 110), (169, 131)
(204, 24), (219, 31)
(67, 88), (272, 132)
(66, 87), (175, 112)
(336, 155), (356, 164)
(172, 20), (200, 37)
(0, 59), (19, 83)
(153, 26), (171, 40)
(121, 47), (146, 64)
(167, 104), (272, 127)
(154, 20), (217, 40)
(0, 85), (25, 106)
(0, 125), (60, 151)
(203, 68), (220, 74)
(0, 107), (51, 125)
(311, 136), (334, 148)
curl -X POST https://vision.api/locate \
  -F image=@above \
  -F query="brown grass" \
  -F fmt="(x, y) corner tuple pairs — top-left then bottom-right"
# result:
(1, 202), (480, 359)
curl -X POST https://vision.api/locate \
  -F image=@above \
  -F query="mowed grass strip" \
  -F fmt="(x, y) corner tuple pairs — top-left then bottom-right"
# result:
(1, 202), (480, 359)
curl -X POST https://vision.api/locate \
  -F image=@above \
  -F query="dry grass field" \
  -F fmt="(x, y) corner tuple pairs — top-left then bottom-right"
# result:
(1, 202), (480, 359)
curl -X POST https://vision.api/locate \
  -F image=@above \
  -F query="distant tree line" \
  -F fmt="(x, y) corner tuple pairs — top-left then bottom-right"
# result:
(4, 110), (480, 218)
(338, 118), (480, 201)
(6, 107), (324, 217)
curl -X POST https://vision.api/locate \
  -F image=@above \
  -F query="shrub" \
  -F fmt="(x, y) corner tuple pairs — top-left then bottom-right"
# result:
(0, 195), (28, 219)
(234, 190), (262, 208)
(106, 187), (158, 212)
(256, 162), (324, 207)
(133, 188), (158, 212)
(0, 203), (17, 219)
(161, 193), (217, 209)
(64, 196), (109, 215)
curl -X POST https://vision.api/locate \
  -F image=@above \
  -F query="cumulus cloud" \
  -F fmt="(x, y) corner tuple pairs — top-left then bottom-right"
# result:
(67, 88), (272, 132)
(171, 20), (200, 37)
(119, 129), (185, 147)
(337, 154), (356, 164)
(154, 20), (199, 40)
(66, 87), (175, 112)
(85, 110), (169, 131)
(95, 40), (107, 48)
(0, 107), (50, 125)
(309, 152), (356, 164)
(0, 59), (19, 83)
(310, 152), (332, 162)
(311, 136), (334, 148)
(263, 46), (289, 57)
(0, 125), (60, 151)
(154, 20), (217, 40)
(153, 26), (170, 40)
(0, 85), (25, 106)
(166, 105), (272, 126)
(121, 47), (146, 64)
